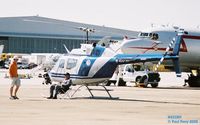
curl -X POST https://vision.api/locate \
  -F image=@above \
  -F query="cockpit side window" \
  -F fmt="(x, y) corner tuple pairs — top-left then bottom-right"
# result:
(149, 33), (152, 37)
(150, 33), (159, 40)
(58, 59), (65, 68)
(139, 32), (150, 38)
(138, 32), (159, 40)
(66, 58), (77, 69)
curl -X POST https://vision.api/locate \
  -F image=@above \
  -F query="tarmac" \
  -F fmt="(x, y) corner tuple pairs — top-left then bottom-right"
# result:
(0, 69), (200, 125)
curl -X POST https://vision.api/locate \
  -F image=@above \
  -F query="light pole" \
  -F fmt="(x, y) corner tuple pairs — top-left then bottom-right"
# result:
(78, 27), (95, 43)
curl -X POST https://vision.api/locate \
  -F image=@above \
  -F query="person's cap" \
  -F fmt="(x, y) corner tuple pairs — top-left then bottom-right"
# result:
(13, 56), (19, 60)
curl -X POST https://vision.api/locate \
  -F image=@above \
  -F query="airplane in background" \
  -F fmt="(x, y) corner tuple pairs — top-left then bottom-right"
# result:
(118, 26), (200, 87)
(49, 34), (183, 97)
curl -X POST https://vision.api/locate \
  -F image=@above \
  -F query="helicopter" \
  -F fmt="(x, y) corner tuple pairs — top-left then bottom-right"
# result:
(49, 35), (182, 86)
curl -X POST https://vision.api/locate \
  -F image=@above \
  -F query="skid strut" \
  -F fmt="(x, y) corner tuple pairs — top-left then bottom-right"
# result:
(71, 85), (113, 98)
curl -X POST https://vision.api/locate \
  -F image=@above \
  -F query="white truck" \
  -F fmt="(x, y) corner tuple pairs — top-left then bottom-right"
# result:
(107, 64), (161, 88)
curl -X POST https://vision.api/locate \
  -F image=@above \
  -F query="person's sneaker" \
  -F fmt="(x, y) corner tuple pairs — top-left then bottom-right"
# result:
(47, 96), (53, 99)
(9, 96), (15, 100)
(52, 96), (57, 99)
(13, 96), (19, 99)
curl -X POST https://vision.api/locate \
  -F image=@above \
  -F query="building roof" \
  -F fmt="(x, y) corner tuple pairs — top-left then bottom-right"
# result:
(0, 16), (138, 40)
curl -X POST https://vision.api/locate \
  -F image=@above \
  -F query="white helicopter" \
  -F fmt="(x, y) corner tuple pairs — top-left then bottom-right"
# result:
(49, 35), (183, 87)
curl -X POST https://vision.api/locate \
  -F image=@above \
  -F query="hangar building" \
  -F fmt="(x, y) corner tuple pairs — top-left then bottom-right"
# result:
(0, 16), (138, 53)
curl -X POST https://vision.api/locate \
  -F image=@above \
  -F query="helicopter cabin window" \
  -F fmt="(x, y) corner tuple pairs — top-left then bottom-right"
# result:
(66, 58), (78, 69)
(58, 59), (65, 68)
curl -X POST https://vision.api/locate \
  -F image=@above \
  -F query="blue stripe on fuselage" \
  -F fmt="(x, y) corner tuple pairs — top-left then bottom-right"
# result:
(93, 58), (118, 78)
(50, 72), (92, 79)
(90, 45), (106, 57)
(77, 57), (96, 76)
(77, 45), (106, 76)
(92, 54), (135, 78)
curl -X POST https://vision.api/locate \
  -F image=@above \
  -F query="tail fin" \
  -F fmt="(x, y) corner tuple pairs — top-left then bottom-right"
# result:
(173, 58), (181, 77)
(155, 35), (183, 77)
(173, 35), (182, 56)
(172, 35), (183, 77)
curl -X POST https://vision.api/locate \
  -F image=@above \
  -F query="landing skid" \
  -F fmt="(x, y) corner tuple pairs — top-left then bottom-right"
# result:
(71, 85), (115, 99)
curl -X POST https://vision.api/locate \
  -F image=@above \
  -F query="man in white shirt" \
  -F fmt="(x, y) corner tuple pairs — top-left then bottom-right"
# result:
(47, 73), (72, 99)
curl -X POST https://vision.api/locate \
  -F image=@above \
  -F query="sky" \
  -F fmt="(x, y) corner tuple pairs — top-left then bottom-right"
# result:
(0, 0), (200, 31)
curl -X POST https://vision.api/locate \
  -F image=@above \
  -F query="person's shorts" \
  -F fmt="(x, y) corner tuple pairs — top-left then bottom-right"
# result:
(11, 77), (21, 87)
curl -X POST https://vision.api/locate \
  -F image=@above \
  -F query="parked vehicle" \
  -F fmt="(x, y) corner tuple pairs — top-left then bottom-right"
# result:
(107, 64), (160, 88)
(4, 61), (29, 69)
(17, 62), (29, 69)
